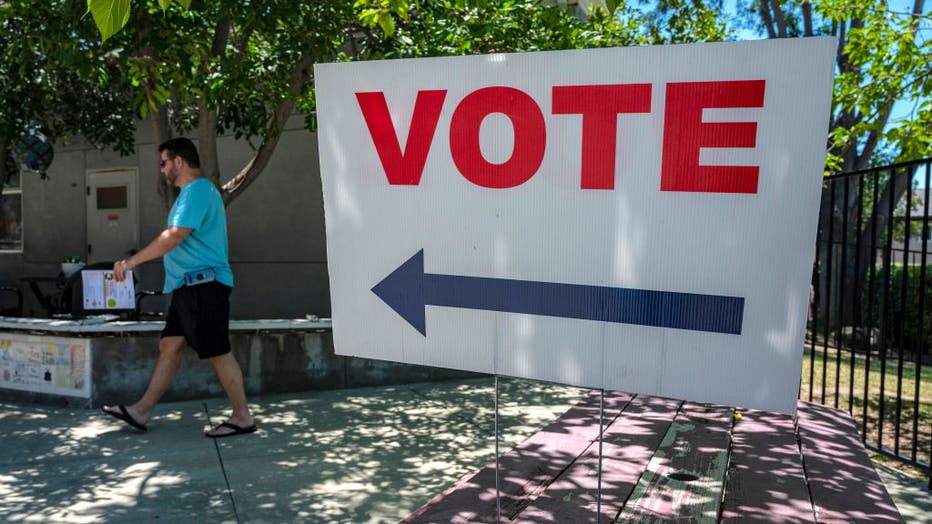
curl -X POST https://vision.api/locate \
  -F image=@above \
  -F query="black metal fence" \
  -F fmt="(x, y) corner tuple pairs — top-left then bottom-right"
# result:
(807, 157), (931, 486)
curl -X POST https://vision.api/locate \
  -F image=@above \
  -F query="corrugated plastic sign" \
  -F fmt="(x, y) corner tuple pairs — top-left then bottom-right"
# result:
(315, 38), (835, 414)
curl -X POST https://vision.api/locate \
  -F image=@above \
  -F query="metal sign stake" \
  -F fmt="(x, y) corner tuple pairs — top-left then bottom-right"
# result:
(495, 374), (502, 523)
(598, 388), (604, 524)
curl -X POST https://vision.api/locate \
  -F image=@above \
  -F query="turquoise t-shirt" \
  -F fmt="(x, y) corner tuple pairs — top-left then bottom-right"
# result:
(163, 178), (234, 293)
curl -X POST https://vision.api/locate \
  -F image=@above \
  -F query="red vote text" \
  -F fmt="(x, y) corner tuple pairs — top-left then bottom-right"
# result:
(355, 80), (765, 194)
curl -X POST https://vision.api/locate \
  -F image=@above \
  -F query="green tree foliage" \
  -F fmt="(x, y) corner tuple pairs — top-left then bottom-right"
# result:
(0, 0), (136, 182)
(635, 0), (730, 44)
(0, 0), (137, 242)
(57, 0), (733, 209)
(86, 0), (191, 42)
(357, 0), (729, 58)
(31, 0), (930, 214)
(5, 0), (378, 207)
(69, 0), (362, 207)
(80, 0), (930, 174)
(724, 1), (930, 333)
(5, 0), (361, 208)
(733, 0), (930, 171)
(364, 0), (596, 56)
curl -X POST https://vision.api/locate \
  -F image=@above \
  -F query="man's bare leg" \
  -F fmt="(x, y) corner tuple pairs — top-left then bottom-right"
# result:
(204, 352), (254, 436)
(103, 335), (186, 426)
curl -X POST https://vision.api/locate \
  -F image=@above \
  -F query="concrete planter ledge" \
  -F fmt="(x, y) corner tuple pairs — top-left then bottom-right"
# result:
(0, 316), (474, 408)
(0, 316), (333, 334)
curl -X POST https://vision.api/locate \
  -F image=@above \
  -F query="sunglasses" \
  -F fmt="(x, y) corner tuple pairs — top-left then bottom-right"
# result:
(159, 158), (171, 168)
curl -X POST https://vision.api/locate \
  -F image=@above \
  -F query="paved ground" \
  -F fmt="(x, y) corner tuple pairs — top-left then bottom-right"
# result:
(0, 377), (928, 523)
(873, 461), (932, 523)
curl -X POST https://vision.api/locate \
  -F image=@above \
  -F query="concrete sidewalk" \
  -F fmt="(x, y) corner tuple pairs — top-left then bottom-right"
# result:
(0, 378), (585, 523)
(1, 378), (929, 523)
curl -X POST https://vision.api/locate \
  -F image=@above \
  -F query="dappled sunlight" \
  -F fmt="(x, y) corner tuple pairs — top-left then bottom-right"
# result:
(0, 458), (216, 521)
(0, 409), (49, 421)
(0, 402), (231, 522)
(418, 393), (776, 523)
(796, 402), (903, 522)
(413, 390), (634, 523)
(68, 419), (120, 439)
(720, 408), (814, 522)
(2, 377), (907, 522)
(192, 376), (585, 523)
(412, 459), (456, 475)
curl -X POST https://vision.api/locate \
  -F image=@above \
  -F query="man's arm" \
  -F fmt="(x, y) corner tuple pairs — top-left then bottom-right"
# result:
(113, 226), (192, 282)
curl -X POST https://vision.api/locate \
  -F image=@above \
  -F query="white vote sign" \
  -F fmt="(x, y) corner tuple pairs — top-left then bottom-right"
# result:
(315, 38), (835, 414)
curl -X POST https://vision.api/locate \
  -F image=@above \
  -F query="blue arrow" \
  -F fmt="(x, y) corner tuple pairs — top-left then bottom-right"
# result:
(372, 250), (744, 336)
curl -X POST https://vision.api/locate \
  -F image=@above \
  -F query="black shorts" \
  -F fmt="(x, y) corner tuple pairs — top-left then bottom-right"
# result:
(161, 282), (232, 359)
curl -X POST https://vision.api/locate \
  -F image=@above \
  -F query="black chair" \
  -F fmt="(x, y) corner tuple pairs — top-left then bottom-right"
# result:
(0, 285), (23, 317)
(134, 289), (167, 320)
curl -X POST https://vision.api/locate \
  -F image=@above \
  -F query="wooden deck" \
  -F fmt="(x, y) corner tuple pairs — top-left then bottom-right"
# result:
(403, 392), (903, 523)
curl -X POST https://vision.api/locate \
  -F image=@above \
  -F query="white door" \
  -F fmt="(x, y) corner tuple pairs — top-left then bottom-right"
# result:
(86, 169), (138, 264)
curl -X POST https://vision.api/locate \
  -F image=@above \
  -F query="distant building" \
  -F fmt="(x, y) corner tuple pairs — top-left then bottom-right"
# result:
(0, 116), (331, 319)
(891, 187), (932, 265)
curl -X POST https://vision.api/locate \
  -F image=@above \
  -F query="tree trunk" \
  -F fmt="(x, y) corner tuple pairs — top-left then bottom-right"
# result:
(817, 163), (916, 354)
(769, 0), (787, 37)
(150, 108), (177, 210)
(816, 0), (925, 345)
(0, 140), (7, 246)
(758, 1), (777, 39)
(197, 15), (231, 191)
(801, 1), (813, 37)
(133, 11), (178, 211)
(220, 98), (297, 206)
(197, 102), (221, 188)
(850, 165), (915, 330)
(220, 50), (315, 206)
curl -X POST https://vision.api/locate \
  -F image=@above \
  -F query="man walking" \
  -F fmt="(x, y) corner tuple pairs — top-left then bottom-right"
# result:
(102, 137), (255, 438)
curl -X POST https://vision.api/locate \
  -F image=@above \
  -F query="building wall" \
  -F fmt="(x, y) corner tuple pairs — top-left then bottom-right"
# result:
(1, 116), (332, 319)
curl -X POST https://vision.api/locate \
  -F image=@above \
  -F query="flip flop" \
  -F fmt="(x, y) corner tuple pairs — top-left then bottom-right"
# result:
(205, 421), (258, 438)
(102, 404), (148, 432)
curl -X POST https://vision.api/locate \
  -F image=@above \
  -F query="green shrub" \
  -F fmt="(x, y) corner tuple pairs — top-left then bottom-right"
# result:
(862, 263), (932, 357)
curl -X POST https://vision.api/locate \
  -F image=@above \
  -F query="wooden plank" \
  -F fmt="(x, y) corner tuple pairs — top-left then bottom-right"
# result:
(402, 390), (633, 523)
(720, 408), (816, 523)
(796, 400), (904, 523)
(616, 402), (734, 522)
(512, 394), (682, 524)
